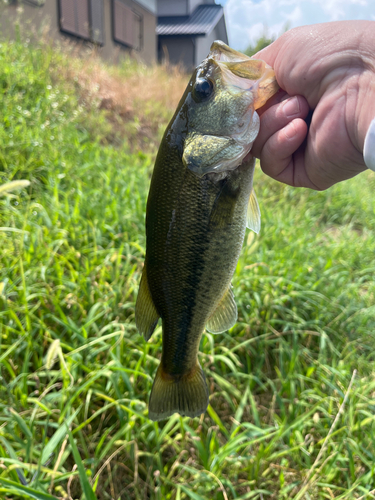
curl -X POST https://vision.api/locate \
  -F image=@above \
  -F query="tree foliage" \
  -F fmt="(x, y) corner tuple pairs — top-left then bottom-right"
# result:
(244, 34), (275, 57)
(244, 24), (290, 57)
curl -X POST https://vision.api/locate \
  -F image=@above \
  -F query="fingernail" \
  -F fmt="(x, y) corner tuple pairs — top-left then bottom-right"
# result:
(283, 96), (300, 118)
(284, 121), (297, 139)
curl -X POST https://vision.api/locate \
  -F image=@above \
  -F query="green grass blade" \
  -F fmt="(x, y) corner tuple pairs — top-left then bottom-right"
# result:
(0, 478), (58, 500)
(0, 36), (375, 500)
(177, 484), (206, 500)
(41, 406), (81, 464)
(10, 409), (33, 440)
(67, 428), (97, 500)
(0, 436), (28, 485)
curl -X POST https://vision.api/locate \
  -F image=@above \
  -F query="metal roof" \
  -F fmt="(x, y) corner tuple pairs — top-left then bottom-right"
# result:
(157, 4), (224, 36)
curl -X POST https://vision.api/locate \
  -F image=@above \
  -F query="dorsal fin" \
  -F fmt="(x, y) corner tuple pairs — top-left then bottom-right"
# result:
(135, 265), (160, 341)
(246, 188), (261, 234)
(206, 286), (237, 334)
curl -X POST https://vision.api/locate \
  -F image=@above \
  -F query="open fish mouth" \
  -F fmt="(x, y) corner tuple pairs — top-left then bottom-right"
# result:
(210, 40), (279, 110)
(183, 41), (279, 178)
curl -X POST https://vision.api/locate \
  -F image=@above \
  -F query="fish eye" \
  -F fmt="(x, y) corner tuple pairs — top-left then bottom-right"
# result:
(192, 78), (214, 102)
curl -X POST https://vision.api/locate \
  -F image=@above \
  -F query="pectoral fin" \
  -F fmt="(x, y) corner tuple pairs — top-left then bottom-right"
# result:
(246, 188), (261, 234)
(206, 286), (237, 334)
(183, 134), (243, 177)
(135, 265), (159, 341)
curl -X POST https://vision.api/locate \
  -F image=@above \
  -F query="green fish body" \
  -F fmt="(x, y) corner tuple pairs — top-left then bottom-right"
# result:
(135, 42), (279, 421)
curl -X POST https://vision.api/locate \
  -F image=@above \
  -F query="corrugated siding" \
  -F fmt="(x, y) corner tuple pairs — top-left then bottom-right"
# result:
(76, 0), (90, 39)
(133, 11), (142, 51)
(113, 0), (134, 47)
(125, 7), (134, 46)
(59, 0), (90, 40)
(60, 0), (105, 43)
(60, 0), (76, 35)
(90, 0), (105, 44)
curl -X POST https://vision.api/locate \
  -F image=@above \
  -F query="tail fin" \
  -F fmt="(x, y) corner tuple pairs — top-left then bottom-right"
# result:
(148, 362), (209, 421)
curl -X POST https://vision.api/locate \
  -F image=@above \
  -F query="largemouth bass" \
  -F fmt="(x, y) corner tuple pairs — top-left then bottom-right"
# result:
(135, 41), (279, 421)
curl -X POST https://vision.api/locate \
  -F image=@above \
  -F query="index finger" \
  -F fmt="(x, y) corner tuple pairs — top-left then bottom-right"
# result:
(256, 89), (288, 117)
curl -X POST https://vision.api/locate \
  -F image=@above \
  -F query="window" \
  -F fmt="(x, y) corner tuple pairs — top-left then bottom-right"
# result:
(59, 0), (90, 40)
(113, 0), (143, 50)
(59, 0), (104, 45)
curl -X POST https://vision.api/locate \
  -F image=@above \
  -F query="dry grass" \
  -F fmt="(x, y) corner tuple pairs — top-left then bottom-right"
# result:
(3, 16), (188, 150)
(51, 43), (190, 151)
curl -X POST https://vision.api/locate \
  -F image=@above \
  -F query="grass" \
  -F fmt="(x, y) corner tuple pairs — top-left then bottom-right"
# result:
(1, 35), (375, 500)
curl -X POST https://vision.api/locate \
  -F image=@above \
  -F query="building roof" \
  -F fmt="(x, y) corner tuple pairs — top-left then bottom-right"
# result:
(157, 4), (224, 36)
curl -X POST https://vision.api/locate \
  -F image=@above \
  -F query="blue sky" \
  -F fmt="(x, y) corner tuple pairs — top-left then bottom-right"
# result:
(221, 0), (375, 50)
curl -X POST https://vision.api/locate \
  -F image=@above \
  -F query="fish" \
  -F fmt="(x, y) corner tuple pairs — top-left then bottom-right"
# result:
(135, 41), (279, 421)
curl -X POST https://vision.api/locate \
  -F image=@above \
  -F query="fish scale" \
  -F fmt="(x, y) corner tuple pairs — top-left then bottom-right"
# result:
(135, 40), (279, 420)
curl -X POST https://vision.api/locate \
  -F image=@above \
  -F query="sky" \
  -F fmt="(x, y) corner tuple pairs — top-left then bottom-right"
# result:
(221, 0), (375, 51)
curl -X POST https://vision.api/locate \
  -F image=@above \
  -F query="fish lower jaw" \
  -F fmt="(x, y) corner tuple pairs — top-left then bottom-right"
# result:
(205, 150), (255, 182)
(206, 170), (230, 182)
(204, 120), (259, 182)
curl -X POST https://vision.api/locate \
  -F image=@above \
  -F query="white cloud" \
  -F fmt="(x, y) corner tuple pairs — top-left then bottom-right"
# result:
(224, 0), (373, 50)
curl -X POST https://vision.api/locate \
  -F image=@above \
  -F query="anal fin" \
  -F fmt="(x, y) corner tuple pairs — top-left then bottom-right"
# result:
(135, 265), (159, 341)
(206, 286), (237, 334)
(246, 188), (261, 234)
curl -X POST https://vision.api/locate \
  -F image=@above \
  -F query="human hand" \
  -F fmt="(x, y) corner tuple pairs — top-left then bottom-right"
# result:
(251, 21), (375, 190)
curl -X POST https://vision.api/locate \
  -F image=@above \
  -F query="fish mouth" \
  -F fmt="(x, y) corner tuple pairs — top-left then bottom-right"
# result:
(184, 42), (279, 179)
(209, 40), (251, 63)
(208, 41), (279, 110)
(210, 41), (279, 167)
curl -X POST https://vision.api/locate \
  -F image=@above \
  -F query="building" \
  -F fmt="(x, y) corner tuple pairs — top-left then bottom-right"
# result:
(157, 0), (228, 69)
(0, 0), (157, 64)
(0, 0), (228, 67)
